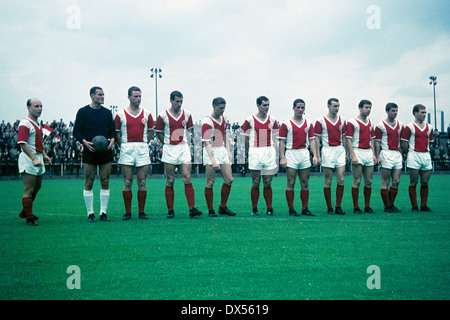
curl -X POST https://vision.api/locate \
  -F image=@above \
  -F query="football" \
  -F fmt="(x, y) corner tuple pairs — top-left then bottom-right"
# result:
(92, 135), (109, 152)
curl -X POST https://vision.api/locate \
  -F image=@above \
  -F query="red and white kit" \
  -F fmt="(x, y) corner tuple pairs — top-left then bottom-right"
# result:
(202, 115), (230, 165)
(314, 115), (347, 168)
(241, 115), (279, 171)
(346, 117), (375, 166)
(115, 108), (155, 167)
(279, 118), (314, 169)
(17, 117), (45, 175)
(401, 122), (434, 170)
(374, 120), (403, 170)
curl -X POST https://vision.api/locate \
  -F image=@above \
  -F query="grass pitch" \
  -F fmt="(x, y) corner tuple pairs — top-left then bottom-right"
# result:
(0, 173), (449, 300)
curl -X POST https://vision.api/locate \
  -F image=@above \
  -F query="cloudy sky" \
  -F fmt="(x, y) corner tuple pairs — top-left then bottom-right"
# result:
(1, 0), (449, 131)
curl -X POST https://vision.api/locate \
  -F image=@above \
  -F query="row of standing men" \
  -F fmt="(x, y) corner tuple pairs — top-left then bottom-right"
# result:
(17, 87), (434, 226)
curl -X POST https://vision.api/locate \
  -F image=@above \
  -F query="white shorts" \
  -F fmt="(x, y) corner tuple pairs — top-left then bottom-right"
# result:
(248, 146), (277, 171)
(321, 145), (346, 169)
(380, 149), (403, 170)
(285, 148), (311, 170)
(407, 150), (432, 171)
(352, 148), (374, 166)
(119, 142), (151, 167)
(18, 152), (46, 176)
(162, 143), (191, 165)
(203, 146), (230, 166)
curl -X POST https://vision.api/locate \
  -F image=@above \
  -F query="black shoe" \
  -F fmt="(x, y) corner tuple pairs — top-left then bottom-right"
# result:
(19, 210), (39, 221)
(335, 207), (346, 215)
(218, 206), (236, 216)
(301, 208), (315, 216)
(289, 208), (300, 216)
(353, 208), (364, 214)
(26, 218), (38, 226)
(384, 206), (391, 212)
(364, 207), (375, 213)
(327, 208), (335, 215)
(122, 212), (132, 220)
(251, 207), (259, 216)
(389, 206), (401, 213)
(167, 209), (175, 219)
(266, 207), (275, 216)
(208, 210), (218, 217)
(412, 206), (420, 212)
(99, 213), (110, 221)
(139, 212), (149, 219)
(189, 207), (202, 218)
(88, 213), (96, 222)
(420, 205), (432, 212)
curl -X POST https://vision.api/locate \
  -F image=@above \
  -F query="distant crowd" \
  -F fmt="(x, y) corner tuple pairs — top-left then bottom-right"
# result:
(1, 118), (449, 177)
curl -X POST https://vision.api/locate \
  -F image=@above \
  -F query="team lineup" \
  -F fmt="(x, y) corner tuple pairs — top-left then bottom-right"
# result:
(17, 87), (434, 226)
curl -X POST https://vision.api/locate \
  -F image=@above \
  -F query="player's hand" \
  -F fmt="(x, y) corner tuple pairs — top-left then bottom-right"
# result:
(279, 158), (287, 168)
(212, 160), (220, 170)
(83, 140), (95, 152)
(32, 158), (43, 167)
(312, 156), (319, 167)
(107, 138), (114, 150)
(44, 155), (52, 164)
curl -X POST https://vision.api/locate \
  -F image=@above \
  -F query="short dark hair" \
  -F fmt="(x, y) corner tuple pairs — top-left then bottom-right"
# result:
(26, 99), (32, 107)
(90, 86), (103, 96)
(256, 96), (269, 105)
(413, 104), (426, 115)
(128, 86), (141, 96)
(358, 99), (372, 109)
(327, 98), (339, 106)
(170, 90), (183, 100)
(212, 97), (226, 106)
(385, 102), (398, 112)
(293, 98), (305, 107)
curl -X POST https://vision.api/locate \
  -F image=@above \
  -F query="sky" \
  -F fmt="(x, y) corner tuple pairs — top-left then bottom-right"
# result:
(1, 0), (450, 131)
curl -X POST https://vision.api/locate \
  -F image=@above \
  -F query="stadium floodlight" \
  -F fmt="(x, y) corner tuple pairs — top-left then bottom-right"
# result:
(150, 68), (163, 117)
(429, 76), (437, 130)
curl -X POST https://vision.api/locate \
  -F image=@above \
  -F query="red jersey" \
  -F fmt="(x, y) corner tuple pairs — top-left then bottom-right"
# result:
(401, 122), (434, 152)
(201, 115), (227, 147)
(346, 117), (374, 149)
(241, 114), (279, 147)
(18, 118), (44, 154)
(278, 118), (314, 149)
(374, 119), (403, 151)
(154, 109), (194, 145)
(114, 108), (155, 143)
(314, 115), (346, 147)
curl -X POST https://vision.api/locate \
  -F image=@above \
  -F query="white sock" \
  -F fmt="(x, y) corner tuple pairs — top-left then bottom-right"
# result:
(83, 189), (94, 216)
(100, 189), (110, 215)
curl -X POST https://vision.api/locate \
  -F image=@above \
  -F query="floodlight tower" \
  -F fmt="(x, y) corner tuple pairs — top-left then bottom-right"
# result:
(150, 68), (162, 117)
(429, 76), (437, 129)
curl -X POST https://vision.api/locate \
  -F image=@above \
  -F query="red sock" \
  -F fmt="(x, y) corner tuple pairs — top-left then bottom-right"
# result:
(204, 187), (214, 211)
(388, 187), (398, 206)
(122, 190), (132, 213)
(285, 189), (294, 209)
(137, 190), (147, 213)
(380, 188), (390, 208)
(263, 187), (273, 208)
(323, 187), (332, 209)
(363, 186), (371, 208)
(351, 187), (359, 209)
(184, 183), (195, 208)
(420, 186), (428, 207)
(22, 197), (33, 219)
(336, 184), (344, 207)
(220, 183), (231, 208)
(300, 189), (309, 210)
(408, 186), (417, 207)
(251, 187), (260, 208)
(165, 186), (174, 210)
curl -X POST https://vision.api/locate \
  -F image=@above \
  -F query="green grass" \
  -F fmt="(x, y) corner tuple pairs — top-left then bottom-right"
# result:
(0, 174), (449, 300)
